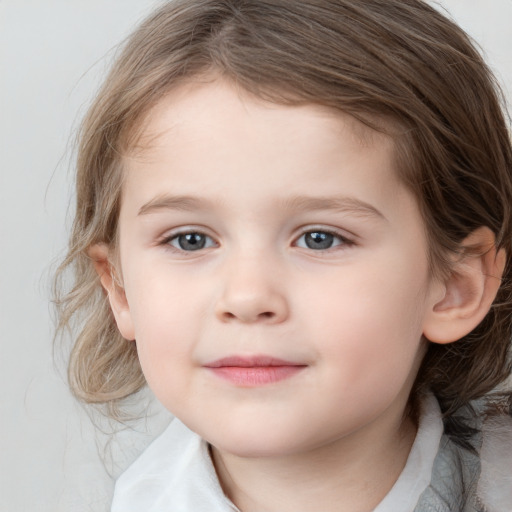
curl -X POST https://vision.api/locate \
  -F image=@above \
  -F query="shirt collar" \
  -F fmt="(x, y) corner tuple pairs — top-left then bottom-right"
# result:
(112, 394), (443, 512)
(111, 418), (239, 512)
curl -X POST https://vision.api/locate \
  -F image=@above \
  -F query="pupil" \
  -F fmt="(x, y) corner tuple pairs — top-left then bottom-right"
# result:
(306, 232), (333, 250)
(179, 233), (205, 251)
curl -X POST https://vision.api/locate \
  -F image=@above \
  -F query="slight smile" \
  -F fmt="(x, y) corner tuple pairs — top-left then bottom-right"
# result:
(204, 355), (308, 387)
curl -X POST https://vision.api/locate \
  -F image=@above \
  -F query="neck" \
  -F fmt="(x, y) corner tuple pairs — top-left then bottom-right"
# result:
(211, 408), (416, 512)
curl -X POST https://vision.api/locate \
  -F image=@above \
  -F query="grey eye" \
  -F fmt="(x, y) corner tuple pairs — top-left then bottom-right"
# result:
(169, 232), (215, 251)
(296, 231), (344, 250)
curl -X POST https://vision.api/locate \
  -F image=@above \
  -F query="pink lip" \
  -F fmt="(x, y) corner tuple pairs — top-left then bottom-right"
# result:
(204, 355), (307, 386)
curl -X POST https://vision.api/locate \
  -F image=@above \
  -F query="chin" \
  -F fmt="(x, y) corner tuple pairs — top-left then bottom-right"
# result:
(211, 436), (301, 458)
(204, 420), (320, 459)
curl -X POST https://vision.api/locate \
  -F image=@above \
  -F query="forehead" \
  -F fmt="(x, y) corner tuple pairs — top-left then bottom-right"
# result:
(119, 79), (410, 224)
(128, 78), (391, 162)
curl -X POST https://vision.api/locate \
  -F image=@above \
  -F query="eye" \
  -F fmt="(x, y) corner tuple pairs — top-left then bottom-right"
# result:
(295, 230), (349, 250)
(166, 232), (217, 251)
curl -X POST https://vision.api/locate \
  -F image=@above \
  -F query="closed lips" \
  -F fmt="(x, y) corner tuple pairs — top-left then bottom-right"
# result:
(204, 355), (306, 368)
(204, 356), (307, 386)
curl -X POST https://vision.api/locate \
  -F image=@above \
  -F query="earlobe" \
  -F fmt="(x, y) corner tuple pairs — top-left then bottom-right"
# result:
(423, 227), (505, 344)
(88, 243), (136, 341)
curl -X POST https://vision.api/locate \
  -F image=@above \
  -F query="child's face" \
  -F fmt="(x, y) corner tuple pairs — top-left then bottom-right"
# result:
(113, 79), (442, 457)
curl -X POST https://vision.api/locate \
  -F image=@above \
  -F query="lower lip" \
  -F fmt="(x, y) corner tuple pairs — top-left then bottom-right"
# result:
(207, 366), (306, 386)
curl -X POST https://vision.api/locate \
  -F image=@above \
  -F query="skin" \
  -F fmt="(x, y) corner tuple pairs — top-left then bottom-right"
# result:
(92, 79), (504, 512)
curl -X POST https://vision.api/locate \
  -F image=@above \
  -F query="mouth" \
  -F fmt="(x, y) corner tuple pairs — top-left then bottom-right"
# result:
(203, 355), (307, 387)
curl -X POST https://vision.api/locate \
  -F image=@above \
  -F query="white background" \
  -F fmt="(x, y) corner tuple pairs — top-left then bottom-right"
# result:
(1, 1), (511, 511)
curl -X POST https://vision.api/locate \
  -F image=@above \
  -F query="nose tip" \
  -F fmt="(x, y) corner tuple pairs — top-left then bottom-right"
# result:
(215, 275), (289, 324)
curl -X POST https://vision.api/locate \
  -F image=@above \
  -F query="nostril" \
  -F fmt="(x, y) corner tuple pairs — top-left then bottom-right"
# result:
(220, 310), (276, 322)
(215, 292), (288, 324)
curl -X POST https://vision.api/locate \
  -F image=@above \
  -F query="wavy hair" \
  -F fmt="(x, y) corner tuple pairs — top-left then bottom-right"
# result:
(54, 0), (512, 425)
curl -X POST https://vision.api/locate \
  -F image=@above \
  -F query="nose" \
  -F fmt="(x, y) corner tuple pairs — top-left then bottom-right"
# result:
(215, 254), (289, 324)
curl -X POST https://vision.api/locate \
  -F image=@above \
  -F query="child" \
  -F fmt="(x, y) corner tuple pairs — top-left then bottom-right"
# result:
(55, 0), (512, 510)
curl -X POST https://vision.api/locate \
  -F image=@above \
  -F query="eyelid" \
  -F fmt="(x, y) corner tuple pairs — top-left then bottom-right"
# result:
(292, 226), (356, 249)
(159, 224), (216, 240)
(156, 224), (356, 253)
(159, 226), (219, 250)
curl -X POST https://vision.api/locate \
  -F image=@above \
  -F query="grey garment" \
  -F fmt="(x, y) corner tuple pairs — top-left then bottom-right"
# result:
(413, 434), (484, 512)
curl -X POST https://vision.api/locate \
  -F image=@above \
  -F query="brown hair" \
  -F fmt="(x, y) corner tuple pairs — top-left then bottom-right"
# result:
(55, 0), (512, 425)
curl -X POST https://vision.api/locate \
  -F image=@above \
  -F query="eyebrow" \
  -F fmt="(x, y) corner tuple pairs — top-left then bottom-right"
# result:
(138, 195), (214, 215)
(138, 193), (386, 221)
(281, 195), (387, 221)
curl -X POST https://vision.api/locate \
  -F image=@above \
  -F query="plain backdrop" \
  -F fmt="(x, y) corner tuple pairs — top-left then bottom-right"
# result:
(1, 1), (511, 511)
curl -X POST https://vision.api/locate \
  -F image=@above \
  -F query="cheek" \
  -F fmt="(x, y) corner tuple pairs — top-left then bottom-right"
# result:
(124, 258), (207, 329)
(123, 268), (208, 388)
(302, 259), (428, 376)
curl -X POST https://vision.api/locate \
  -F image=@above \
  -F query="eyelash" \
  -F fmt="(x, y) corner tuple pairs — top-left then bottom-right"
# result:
(160, 227), (354, 254)
(161, 230), (218, 253)
(294, 229), (353, 252)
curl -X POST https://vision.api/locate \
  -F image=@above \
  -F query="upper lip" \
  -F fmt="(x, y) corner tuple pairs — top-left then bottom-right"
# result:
(204, 355), (306, 368)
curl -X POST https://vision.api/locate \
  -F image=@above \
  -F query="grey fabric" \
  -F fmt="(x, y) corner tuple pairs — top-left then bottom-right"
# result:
(414, 434), (484, 512)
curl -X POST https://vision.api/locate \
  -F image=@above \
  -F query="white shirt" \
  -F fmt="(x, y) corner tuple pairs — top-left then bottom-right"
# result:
(111, 394), (444, 512)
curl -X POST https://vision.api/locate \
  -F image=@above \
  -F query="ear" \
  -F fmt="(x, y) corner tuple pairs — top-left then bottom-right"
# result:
(423, 227), (506, 344)
(88, 243), (135, 341)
